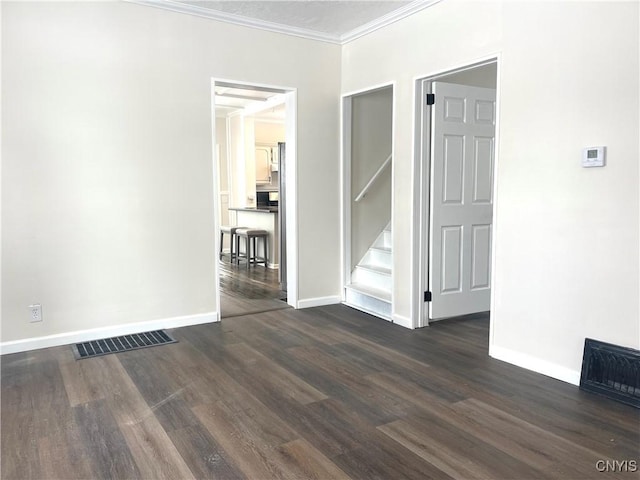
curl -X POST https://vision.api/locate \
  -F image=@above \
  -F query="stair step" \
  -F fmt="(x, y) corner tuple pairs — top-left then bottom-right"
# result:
(347, 222), (393, 322)
(344, 284), (392, 321)
(352, 264), (391, 291)
(345, 283), (391, 302)
(356, 264), (391, 275)
(364, 247), (392, 269)
(374, 230), (392, 249)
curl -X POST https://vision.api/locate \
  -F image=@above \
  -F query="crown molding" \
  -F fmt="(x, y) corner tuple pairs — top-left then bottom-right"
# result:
(125, 0), (442, 45)
(125, 0), (342, 44)
(340, 0), (443, 43)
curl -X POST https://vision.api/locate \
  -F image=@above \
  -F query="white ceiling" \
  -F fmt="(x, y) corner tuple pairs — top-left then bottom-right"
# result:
(214, 83), (287, 119)
(130, 0), (441, 44)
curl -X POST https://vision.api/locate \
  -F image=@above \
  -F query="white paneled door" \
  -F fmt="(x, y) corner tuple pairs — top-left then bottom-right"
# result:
(429, 82), (496, 320)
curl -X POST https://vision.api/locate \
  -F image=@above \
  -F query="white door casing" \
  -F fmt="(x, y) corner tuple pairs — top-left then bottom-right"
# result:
(429, 82), (496, 320)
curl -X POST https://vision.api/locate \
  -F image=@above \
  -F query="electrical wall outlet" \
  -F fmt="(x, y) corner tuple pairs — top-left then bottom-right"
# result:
(28, 304), (42, 323)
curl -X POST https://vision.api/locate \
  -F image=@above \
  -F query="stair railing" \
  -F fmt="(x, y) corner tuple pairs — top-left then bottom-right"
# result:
(354, 153), (392, 202)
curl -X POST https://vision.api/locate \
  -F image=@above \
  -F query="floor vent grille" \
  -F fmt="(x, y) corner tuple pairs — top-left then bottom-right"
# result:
(580, 338), (640, 408)
(73, 330), (177, 360)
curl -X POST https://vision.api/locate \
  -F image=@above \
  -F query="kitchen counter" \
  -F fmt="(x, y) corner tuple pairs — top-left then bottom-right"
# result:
(228, 206), (278, 214)
(228, 207), (279, 268)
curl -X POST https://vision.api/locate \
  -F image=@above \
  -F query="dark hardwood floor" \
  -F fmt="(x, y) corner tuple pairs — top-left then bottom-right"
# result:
(2, 305), (639, 479)
(219, 260), (288, 319)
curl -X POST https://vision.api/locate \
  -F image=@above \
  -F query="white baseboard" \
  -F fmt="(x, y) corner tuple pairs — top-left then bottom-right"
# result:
(392, 313), (414, 329)
(489, 344), (581, 386)
(342, 301), (392, 322)
(296, 295), (341, 309)
(0, 311), (219, 355)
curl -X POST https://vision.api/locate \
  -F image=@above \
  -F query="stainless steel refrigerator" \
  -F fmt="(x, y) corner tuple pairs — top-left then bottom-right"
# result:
(278, 142), (287, 292)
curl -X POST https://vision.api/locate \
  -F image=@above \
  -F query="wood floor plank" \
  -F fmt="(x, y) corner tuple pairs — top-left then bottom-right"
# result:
(377, 418), (545, 480)
(472, 364), (640, 433)
(192, 401), (298, 479)
(451, 398), (625, 479)
(59, 356), (106, 406)
(237, 312), (312, 350)
(297, 315), (435, 376)
(275, 308), (348, 345)
(222, 295), (290, 318)
(72, 352), (197, 479)
(270, 396), (369, 458)
(331, 435), (455, 480)
(219, 258), (284, 301)
(224, 342), (329, 405)
(73, 400), (141, 480)
(166, 424), (245, 480)
(287, 345), (413, 425)
(118, 347), (200, 427)
(366, 370), (467, 406)
(118, 415), (196, 480)
(2, 355), (78, 479)
(1, 375), (43, 480)
(29, 359), (72, 439)
(275, 438), (351, 480)
(38, 434), (93, 480)
(3, 304), (639, 480)
(195, 395), (299, 450)
(200, 348), (371, 459)
(452, 368), (640, 460)
(119, 343), (247, 479)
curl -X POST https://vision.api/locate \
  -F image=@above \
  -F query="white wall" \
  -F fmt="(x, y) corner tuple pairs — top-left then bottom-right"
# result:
(254, 121), (285, 145)
(437, 62), (496, 88)
(243, 117), (257, 207)
(342, 0), (639, 382)
(1, 1), (341, 347)
(216, 120), (229, 195)
(227, 114), (245, 211)
(215, 118), (231, 248)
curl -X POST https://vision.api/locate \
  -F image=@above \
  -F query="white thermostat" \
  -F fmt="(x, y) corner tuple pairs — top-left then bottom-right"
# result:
(582, 146), (606, 167)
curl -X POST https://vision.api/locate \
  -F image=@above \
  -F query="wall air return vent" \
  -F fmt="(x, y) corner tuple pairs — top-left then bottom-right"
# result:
(73, 330), (177, 360)
(580, 338), (640, 408)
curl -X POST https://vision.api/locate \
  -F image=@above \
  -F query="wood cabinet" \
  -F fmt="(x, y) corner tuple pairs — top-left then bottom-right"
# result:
(255, 144), (279, 184)
(255, 146), (271, 184)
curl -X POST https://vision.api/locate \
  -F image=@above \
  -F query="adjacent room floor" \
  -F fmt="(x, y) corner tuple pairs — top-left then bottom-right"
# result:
(219, 259), (288, 318)
(2, 305), (638, 479)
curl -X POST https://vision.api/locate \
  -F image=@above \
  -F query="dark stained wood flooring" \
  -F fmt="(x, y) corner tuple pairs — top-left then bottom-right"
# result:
(2, 305), (639, 479)
(219, 260), (289, 319)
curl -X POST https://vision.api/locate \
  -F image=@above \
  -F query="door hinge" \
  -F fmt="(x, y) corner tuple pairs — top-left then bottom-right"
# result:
(426, 93), (435, 106)
(424, 291), (432, 302)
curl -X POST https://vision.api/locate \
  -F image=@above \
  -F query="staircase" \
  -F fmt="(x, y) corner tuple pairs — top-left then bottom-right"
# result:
(344, 224), (392, 320)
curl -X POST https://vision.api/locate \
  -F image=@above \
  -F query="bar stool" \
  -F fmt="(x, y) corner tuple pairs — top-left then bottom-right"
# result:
(219, 226), (246, 262)
(235, 228), (268, 268)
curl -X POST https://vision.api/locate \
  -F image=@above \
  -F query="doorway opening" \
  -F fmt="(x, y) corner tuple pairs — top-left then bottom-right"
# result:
(341, 84), (394, 322)
(212, 79), (297, 319)
(415, 60), (499, 328)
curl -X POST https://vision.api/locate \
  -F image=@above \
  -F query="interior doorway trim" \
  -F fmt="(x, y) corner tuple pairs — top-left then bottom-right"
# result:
(211, 78), (298, 318)
(340, 81), (396, 306)
(413, 56), (501, 336)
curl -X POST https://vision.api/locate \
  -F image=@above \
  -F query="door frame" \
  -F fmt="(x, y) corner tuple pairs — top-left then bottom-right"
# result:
(211, 78), (298, 320)
(340, 82), (396, 302)
(413, 57), (501, 333)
